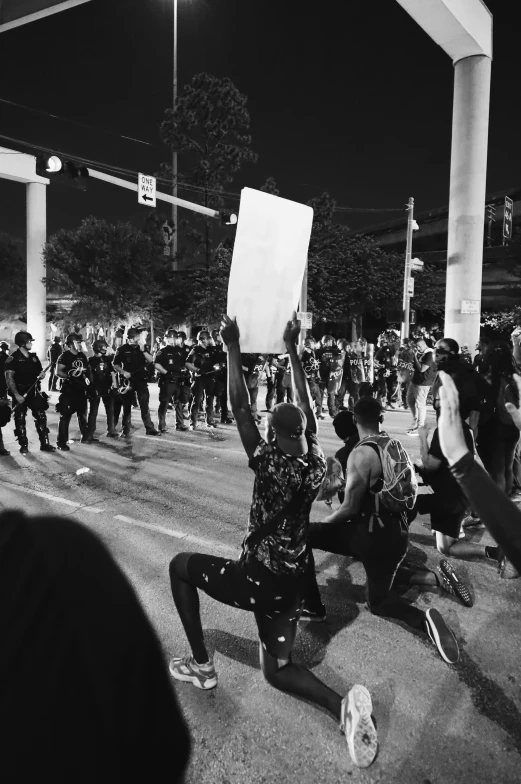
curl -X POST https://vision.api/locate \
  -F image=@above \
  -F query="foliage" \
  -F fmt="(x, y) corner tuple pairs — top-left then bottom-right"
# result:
(306, 193), (444, 323)
(160, 73), (257, 270)
(0, 233), (26, 319)
(481, 307), (521, 336)
(259, 176), (280, 196)
(44, 217), (168, 330)
(182, 245), (232, 326)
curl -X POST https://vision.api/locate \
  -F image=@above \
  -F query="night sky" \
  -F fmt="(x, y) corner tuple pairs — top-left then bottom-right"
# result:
(0, 0), (517, 242)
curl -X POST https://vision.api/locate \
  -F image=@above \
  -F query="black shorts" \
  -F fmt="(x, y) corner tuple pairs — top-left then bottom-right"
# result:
(415, 493), (466, 539)
(186, 552), (304, 660)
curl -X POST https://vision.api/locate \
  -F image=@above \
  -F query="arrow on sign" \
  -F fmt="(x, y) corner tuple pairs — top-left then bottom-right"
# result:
(142, 194), (153, 202)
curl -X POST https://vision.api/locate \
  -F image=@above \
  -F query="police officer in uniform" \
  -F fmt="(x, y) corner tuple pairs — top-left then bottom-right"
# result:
(87, 339), (119, 438)
(4, 332), (55, 454)
(0, 341), (11, 455)
(175, 331), (192, 422)
(47, 336), (63, 391)
(211, 329), (233, 424)
(185, 330), (218, 430)
(155, 329), (189, 433)
(56, 333), (94, 450)
(113, 328), (160, 437)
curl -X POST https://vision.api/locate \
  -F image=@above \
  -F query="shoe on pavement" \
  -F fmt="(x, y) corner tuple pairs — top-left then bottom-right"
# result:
(340, 685), (378, 768)
(19, 444), (29, 455)
(146, 428), (161, 436)
(206, 422), (217, 429)
(176, 425), (189, 432)
(0, 447), (10, 456)
(189, 423), (196, 431)
(169, 654), (217, 690)
(40, 444), (56, 452)
(424, 608), (459, 664)
(299, 605), (327, 622)
(221, 418), (234, 425)
(159, 427), (169, 433)
(56, 442), (70, 451)
(81, 436), (99, 443)
(119, 430), (130, 438)
(407, 428), (419, 437)
(499, 556), (520, 579)
(105, 430), (119, 438)
(437, 559), (473, 607)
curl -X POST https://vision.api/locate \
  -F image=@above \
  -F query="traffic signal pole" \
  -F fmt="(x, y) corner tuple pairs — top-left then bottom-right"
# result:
(401, 197), (414, 341)
(87, 168), (220, 219)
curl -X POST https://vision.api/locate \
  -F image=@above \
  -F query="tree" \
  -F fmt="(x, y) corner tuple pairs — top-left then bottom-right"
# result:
(44, 217), (168, 340)
(306, 192), (444, 323)
(160, 73), (257, 270)
(260, 176), (280, 196)
(183, 245), (232, 326)
(0, 233), (26, 319)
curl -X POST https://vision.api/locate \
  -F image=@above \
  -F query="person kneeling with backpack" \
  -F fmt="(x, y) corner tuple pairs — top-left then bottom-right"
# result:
(303, 396), (460, 665)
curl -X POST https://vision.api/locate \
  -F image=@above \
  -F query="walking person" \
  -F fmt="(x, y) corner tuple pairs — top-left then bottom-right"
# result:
(168, 313), (378, 769)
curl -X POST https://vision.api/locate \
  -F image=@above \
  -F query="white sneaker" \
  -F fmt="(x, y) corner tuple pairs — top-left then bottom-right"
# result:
(340, 685), (377, 768)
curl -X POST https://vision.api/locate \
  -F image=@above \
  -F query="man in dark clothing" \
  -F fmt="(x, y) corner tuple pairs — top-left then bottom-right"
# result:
(263, 354), (278, 412)
(47, 337), (62, 391)
(211, 329), (233, 424)
(185, 330), (219, 430)
(0, 343), (11, 455)
(87, 339), (118, 439)
(0, 509), (191, 784)
(55, 333), (94, 449)
(303, 396), (460, 665)
(300, 337), (322, 415)
(316, 335), (344, 418)
(113, 329), (160, 437)
(155, 329), (189, 433)
(5, 331), (55, 454)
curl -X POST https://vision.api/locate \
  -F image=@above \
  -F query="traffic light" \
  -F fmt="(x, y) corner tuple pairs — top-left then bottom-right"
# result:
(35, 154), (89, 190)
(485, 204), (496, 222)
(220, 211), (238, 226)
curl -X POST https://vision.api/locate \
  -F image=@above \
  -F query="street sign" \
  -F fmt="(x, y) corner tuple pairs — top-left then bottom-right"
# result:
(0, 0), (91, 34)
(162, 221), (175, 244)
(410, 309), (417, 325)
(410, 258), (424, 271)
(407, 277), (415, 296)
(297, 312), (313, 329)
(138, 173), (156, 207)
(503, 196), (513, 240)
(461, 299), (480, 315)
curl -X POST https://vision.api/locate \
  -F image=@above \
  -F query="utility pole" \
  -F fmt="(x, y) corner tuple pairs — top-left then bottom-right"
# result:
(172, 0), (178, 271)
(401, 197), (414, 341)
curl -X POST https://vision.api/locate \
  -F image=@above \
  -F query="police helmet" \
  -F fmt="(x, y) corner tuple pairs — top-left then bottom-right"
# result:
(321, 334), (334, 346)
(176, 331), (187, 341)
(197, 330), (210, 342)
(0, 341), (9, 351)
(93, 339), (108, 353)
(127, 328), (140, 339)
(66, 333), (83, 346)
(165, 329), (178, 339)
(14, 331), (34, 347)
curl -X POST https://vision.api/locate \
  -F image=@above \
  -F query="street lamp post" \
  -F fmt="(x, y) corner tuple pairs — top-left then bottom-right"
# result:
(401, 197), (415, 341)
(172, 0), (178, 271)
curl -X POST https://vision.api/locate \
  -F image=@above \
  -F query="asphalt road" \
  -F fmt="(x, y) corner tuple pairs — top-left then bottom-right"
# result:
(1, 385), (520, 784)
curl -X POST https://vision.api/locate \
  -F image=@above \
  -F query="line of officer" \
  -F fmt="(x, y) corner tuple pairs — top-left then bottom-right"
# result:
(4, 331), (55, 454)
(0, 341), (11, 455)
(56, 333), (94, 450)
(185, 330), (218, 430)
(87, 339), (119, 438)
(113, 328), (160, 437)
(155, 329), (189, 434)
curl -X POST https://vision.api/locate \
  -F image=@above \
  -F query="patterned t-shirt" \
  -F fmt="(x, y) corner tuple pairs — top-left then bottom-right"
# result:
(245, 431), (326, 576)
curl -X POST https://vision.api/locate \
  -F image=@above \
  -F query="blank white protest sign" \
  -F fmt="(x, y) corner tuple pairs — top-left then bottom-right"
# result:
(227, 188), (313, 353)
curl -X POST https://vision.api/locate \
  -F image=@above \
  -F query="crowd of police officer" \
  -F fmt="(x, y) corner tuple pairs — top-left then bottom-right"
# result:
(0, 327), (375, 456)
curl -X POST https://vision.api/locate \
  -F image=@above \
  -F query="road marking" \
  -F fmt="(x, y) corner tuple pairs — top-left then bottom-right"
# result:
(113, 514), (237, 554)
(134, 433), (245, 456)
(0, 480), (104, 513)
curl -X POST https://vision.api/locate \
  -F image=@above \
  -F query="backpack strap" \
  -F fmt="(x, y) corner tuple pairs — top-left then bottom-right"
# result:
(242, 486), (308, 557)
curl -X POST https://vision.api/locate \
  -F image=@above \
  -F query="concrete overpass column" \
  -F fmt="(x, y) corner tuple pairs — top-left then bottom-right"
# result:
(445, 54), (491, 353)
(26, 182), (47, 361)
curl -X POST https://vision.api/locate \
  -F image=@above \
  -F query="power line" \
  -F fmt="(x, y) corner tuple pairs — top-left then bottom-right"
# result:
(0, 97), (155, 147)
(0, 132), (405, 213)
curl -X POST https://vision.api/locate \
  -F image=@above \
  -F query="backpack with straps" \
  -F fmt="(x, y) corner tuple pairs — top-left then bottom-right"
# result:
(356, 432), (418, 531)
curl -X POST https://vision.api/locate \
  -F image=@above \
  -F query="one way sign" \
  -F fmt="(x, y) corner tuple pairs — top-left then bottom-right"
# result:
(138, 173), (156, 207)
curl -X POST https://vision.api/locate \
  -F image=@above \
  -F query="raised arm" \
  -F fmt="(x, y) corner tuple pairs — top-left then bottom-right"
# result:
(220, 316), (261, 461)
(283, 313), (317, 433)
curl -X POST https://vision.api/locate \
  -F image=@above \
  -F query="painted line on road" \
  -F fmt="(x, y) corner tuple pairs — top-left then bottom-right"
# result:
(0, 480), (104, 514)
(113, 514), (237, 554)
